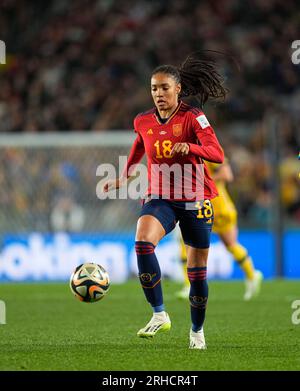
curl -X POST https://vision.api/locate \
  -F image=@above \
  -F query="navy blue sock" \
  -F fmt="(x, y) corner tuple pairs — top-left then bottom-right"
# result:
(187, 267), (208, 332)
(135, 241), (164, 312)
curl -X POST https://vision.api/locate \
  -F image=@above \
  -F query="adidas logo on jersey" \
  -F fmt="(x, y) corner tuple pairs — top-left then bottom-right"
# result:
(147, 129), (153, 135)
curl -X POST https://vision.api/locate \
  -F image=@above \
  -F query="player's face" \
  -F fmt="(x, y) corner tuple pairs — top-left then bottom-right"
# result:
(151, 73), (181, 112)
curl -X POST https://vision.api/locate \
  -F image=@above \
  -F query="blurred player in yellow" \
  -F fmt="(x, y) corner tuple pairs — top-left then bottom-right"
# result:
(177, 158), (263, 301)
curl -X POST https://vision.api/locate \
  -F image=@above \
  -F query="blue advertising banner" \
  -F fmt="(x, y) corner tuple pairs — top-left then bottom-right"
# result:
(284, 231), (300, 278)
(0, 231), (299, 282)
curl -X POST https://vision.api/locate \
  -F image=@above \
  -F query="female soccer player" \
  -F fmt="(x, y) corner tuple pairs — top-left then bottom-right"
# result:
(176, 159), (263, 301)
(103, 53), (226, 349)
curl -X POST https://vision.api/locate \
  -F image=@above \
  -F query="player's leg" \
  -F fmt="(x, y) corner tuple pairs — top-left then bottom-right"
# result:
(220, 225), (255, 279)
(136, 214), (165, 314)
(179, 200), (213, 349)
(186, 245), (209, 349)
(135, 200), (176, 338)
(219, 226), (263, 300)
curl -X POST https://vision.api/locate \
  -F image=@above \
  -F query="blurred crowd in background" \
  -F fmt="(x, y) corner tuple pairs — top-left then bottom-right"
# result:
(0, 0), (299, 230)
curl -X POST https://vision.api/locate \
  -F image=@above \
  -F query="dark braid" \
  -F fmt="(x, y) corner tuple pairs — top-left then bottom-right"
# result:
(152, 51), (229, 108)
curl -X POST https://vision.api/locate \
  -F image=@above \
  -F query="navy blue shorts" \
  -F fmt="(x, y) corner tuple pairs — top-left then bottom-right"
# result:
(139, 198), (214, 249)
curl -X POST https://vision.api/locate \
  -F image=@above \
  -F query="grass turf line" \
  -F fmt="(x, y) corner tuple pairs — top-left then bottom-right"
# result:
(0, 280), (299, 370)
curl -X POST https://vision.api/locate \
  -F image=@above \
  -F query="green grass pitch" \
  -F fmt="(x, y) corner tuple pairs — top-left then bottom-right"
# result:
(0, 280), (299, 371)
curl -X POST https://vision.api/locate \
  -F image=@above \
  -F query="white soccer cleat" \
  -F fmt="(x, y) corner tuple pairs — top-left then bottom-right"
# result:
(244, 270), (263, 301)
(189, 328), (207, 350)
(137, 312), (171, 338)
(175, 286), (190, 300)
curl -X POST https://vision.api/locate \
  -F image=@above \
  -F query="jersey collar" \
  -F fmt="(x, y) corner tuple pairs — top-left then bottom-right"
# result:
(154, 101), (182, 125)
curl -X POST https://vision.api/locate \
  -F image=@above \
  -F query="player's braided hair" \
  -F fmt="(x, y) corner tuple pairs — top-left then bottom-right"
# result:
(152, 51), (229, 107)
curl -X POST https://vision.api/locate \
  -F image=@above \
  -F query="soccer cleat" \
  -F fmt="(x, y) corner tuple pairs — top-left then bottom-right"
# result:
(175, 286), (189, 300)
(244, 270), (263, 301)
(189, 328), (207, 350)
(137, 312), (171, 338)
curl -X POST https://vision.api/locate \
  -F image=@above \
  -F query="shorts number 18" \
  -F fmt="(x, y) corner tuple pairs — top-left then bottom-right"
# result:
(195, 200), (213, 219)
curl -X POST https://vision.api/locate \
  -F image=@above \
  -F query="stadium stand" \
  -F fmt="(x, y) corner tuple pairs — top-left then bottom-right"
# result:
(0, 0), (299, 227)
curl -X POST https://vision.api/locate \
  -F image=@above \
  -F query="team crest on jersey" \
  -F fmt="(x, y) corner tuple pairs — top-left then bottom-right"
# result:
(173, 123), (182, 137)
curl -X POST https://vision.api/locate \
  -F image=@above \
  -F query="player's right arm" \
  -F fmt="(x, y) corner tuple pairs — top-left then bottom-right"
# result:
(102, 130), (145, 193)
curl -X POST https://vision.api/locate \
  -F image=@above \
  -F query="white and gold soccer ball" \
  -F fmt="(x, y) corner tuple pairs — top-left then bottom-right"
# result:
(70, 263), (110, 303)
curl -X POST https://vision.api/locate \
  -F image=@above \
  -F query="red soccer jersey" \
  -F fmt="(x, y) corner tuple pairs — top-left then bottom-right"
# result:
(122, 101), (224, 201)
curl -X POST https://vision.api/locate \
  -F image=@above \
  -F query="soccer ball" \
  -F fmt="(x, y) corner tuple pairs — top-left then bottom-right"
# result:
(70, 263), (110, 303)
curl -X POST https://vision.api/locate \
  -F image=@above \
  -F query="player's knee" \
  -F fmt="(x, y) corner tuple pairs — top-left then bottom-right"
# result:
(136, 234), (152, 242)
(135, 233), (159, 246)
(188, 259), (207, 268)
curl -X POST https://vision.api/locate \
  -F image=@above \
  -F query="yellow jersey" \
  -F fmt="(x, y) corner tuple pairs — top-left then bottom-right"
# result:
(205, 160), (237, 234)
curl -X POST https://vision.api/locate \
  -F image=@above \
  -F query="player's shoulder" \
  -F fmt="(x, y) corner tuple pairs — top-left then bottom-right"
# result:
(180, 102), (212, 130)
(134, 108), (156, 123)
(179, 102), (203, 118)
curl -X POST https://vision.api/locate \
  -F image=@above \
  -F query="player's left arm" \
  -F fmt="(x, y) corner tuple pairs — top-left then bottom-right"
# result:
(170, 112), (224, 163)
(189, 112), (224, 163)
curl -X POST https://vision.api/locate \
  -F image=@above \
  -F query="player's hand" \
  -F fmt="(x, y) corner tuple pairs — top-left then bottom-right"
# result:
(171, 142), (190, 156)
(102, 177), (126, 193)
